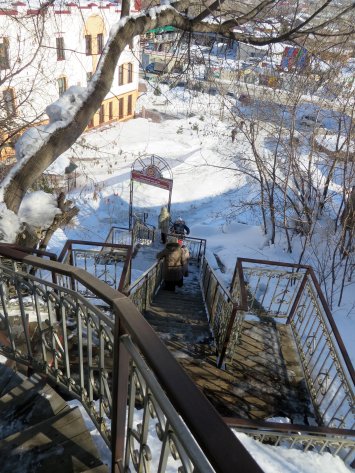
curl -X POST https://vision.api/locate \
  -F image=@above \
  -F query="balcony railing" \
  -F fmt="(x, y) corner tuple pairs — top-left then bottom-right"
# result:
(167, 234), (206, 262)
(0, 245), (262, 473)
(230, 258), (355, 433)
(106, 220), (156, 248)
(58, 240), (132, 295)
(124, 260), (163, 312)
(201, 255), (247, 367)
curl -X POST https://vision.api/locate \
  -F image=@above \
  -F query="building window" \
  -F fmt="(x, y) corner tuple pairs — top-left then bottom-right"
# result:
(119, 97), (124, 119)
(0, 38), (9, 70)
(58, 77), (67, 95)
(56, 37), (65, 60)
(97, 33), (104, 54)
(109, 101), (113, 119)
(87, 71), (92, 85)
(127, 63), (133, 83)
(99, 104), (104, 123)
(88, 117), (94, 128)
(127, 95), (132, 115)
(85, 35), (92, 55)
(3, 88), (16, 117)
(118, 65), (123, 86)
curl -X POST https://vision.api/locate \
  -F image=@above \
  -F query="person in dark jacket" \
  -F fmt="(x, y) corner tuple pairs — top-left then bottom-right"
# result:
(172, 217), (190, 237)
(156, 237), (187, 291)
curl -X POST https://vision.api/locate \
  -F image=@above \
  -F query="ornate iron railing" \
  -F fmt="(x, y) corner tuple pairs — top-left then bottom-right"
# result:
(105, 226), (134, 246)
(167, 234), (206, 262)
(231, 258), (355, 433)
(124, 260), (163, 313)
(0, 246), (261, 473)
(58, 240), (132, 295)
(225, 417), (355, 464)
(105, 221), (156, 248)
(230, 259), (307, 318)
(201, 255), (247, 368)
(133, 219), (156, 245)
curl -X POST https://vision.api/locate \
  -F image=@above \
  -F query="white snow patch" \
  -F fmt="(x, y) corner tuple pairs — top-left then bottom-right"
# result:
(18, 191), (61, 230)
(0, 203), (22, 243)
(44, 155), (71, 175)
(234, 431), (352, 473)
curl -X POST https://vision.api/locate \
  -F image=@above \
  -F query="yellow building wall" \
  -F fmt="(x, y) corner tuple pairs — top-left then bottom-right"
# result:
(88, 89), (140, 129)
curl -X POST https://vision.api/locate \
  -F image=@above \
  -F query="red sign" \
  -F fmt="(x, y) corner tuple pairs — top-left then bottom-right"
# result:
(132, 171), (172, 190)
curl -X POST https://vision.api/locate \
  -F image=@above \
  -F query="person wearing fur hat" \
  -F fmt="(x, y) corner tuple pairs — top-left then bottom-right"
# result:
(158, 206), (171, 244)
(156, 237), (187, 291)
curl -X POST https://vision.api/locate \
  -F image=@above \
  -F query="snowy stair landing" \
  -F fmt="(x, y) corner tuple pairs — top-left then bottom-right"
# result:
(143, 263), (313, 422)
(0, 364), (109, 473)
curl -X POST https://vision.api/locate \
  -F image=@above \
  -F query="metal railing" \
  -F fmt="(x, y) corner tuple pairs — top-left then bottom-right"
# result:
(105, 220), (156, 248)
(230, 258), (355, 432)
(225, 417), (355, 464)
(0, 246), (262, 473)
(124, 260), (163, 312)
(58, 240), (132, 296)
(201, 255), (247, 368)
(167, 234), (206, 262)
(105, 226), (134, 246)
(133, 219), (156, 245)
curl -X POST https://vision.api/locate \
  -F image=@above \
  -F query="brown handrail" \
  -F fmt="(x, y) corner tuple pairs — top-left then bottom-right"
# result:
(0, 245), (264, 473)
(58, 240), (132, 293)
(201, 255), (248, 368)
(232, 257), (355, 403)
(224, 416), (355, 437)
(124, 260), (159, 295)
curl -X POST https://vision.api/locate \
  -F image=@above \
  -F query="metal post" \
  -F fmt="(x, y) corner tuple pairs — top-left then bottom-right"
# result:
(286, 269), (309, 325)
(111, 319), (130, 473)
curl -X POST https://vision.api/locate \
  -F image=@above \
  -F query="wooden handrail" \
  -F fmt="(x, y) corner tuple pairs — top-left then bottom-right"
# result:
(0, 244), (264, 473)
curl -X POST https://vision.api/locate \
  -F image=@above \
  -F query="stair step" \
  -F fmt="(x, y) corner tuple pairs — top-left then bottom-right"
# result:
(83, 466), (110, 473)
(149, 319), (210, 333)
(149, 303), (206, 314)
(145, 312), (208, 325)
(0, 372), (68, 441)
(0, 406), (105, 473)
(0, 363), (27, 398)
(164, 341), (216, 361)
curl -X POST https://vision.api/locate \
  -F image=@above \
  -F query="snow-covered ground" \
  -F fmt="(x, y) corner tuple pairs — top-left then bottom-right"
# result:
(46, 82), (355, 472)
(67, 400), (353, 473)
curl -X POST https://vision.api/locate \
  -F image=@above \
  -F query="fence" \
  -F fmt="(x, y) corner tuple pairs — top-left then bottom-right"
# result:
(167, 234), (206, 262)
(124, 260), (163, 313)
(105, 220), (156, 249)
(225, 417), (355, 464)
(230, 258), (355, 432)
(0, 245), (263, 473)
(58, 240), (132, 296)
(200, 255), (247, 367)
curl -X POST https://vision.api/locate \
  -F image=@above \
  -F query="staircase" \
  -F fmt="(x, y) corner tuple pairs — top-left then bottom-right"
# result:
(0, 363), (108, 473)
(142, 259), (312, 422)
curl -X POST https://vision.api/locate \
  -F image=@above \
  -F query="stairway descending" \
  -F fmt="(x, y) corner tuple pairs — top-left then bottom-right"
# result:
(0, 363), (109, 473)
(144, 262), (216, 361)
(143, 259), (312, 422)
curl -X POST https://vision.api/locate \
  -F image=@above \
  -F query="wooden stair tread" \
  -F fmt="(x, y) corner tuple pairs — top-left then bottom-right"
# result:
(0, 373), (68, 441)
(0, 407), (105, 473)
(0, 364), (27, 398)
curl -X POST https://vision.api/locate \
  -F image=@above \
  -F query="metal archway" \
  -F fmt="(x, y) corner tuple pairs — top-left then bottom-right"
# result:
(129, 155), (173, 229)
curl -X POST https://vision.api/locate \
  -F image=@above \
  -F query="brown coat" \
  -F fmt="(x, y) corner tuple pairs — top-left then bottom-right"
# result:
(156, 242), (187, 282)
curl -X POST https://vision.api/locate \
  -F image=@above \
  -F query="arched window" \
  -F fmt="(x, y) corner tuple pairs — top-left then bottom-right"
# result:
(3, 88), (16, 117)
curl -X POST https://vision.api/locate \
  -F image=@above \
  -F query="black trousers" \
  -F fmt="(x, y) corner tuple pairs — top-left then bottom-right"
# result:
(161, 232), (167, 244)
(164, 278), (183, 291)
